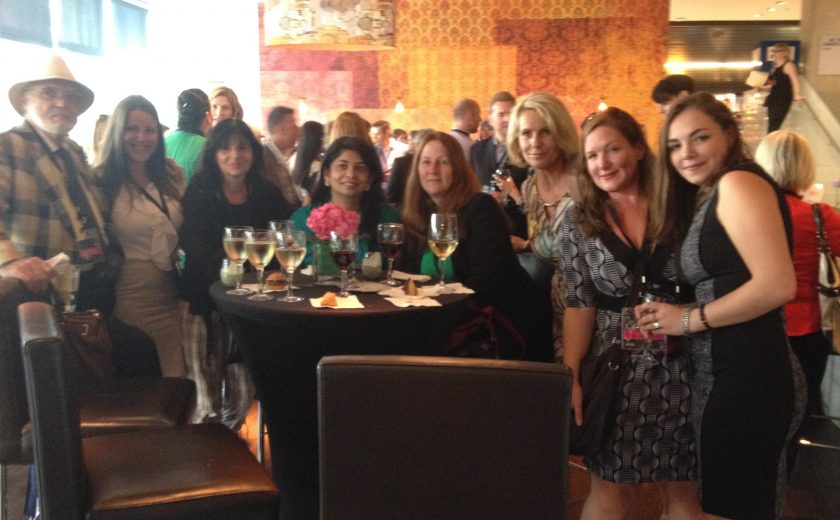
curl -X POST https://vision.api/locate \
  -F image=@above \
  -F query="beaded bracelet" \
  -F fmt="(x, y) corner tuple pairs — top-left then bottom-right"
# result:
(699, 303), (713, 330)
(682, 308), (691, 336)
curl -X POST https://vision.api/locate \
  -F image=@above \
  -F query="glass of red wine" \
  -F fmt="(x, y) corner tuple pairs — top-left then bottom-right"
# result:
(377, 223), (404, 286)
(329, 230), (359, 297)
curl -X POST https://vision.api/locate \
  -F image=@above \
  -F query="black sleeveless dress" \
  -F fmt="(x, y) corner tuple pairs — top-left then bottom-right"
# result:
(764, 61), (793, 132)
(679, 163), (805, 519)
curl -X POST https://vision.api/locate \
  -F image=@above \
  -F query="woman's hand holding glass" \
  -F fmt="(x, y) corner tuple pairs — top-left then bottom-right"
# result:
(377, 223), (404, 286)
(329, 231), (358, 297)
(275, 230), (306, 303)
(244, 229), (275, 301)
(633, 301), (684, 337)
(428, 213), (458, 293)
(223, 225), (254, 295)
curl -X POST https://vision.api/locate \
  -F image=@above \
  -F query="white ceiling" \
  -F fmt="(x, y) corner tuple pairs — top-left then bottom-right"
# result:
(670, 0), (801, 21)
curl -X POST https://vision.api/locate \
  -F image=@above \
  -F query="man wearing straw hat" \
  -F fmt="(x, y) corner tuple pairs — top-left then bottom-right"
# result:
(0, 52), (160, 378)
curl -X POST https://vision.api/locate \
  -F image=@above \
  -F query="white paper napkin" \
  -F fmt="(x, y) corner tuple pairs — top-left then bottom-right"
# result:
(241, 283), (287, 293)
(46, 252), (71, 274)
(378, 285), (442, 299)
(384, 296), (442, 307)
(443, 282), (475, 294)
(391, 271), (431, 282)
(309, 294), (365, 309)
(347, 280), (392, 293)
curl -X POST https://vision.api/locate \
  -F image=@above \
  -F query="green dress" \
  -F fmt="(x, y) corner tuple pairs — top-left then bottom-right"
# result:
(290, 203), (401, 275)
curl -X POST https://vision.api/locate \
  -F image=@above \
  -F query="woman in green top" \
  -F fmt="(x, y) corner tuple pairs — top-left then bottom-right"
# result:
(291, 136), (400, 272)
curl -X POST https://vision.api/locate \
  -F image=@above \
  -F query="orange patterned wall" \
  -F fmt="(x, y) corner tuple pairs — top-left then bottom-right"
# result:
(259, 0), (668, 136)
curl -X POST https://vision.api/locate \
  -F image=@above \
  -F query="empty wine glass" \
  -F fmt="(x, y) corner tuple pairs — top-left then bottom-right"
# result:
(275, 230), (306, 303)
(244, 229), (276, 301)
(377, 223), (404, 286)
(427, 213), (458, 293)
(494, 168), (512, 203)
(329, 231), (358, 297)
(223, 225), (254, 295)
(269, 220), (297, 233)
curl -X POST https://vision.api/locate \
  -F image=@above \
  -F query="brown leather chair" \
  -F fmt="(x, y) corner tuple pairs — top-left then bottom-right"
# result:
(317, 355), (573, 519)
(19, 301), (279, 520)
(0, 281), (195, 520)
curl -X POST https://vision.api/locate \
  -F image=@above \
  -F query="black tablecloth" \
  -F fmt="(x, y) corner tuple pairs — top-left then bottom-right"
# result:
(211, 276), (470, 520)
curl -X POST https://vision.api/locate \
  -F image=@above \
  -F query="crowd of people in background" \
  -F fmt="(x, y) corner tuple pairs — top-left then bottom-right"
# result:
(0, 48), (825, 520)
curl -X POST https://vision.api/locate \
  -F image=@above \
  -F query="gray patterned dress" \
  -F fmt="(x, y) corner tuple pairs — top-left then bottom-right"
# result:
(559, 206), (696, 483)
(679, 164), (805, 520)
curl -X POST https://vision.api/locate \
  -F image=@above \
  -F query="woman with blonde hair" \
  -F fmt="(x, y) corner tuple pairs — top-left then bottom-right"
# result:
(208, 86), (244, 127)
(326, 111), (372, 147)
(756, 130), (839, 418)
(505, 91), (577, 361)
(401, 131), (553, 361)
(764, 43), (803, 133)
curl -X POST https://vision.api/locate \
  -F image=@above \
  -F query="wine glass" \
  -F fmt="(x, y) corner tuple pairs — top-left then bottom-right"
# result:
(427, 213), (459, 293)
(244, 229), (276, 301)
(494, 168), (512, 203)
(223, 225), (254, 295)
(269, 220), (297, 233)
(329, 231), (358, 297)
(377, 223), (404, 286)
(275, 230), (306, 303)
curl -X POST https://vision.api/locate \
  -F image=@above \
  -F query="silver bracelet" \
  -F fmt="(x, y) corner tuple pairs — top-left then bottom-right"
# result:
(682, 308), (691, 336)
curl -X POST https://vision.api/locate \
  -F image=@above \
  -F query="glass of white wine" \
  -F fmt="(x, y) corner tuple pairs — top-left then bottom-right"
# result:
(275, 230), (306, 303)
(223, 225), (254, 295)
(244, 229), (276, 301)
(428, 213), (458, 293)
(494, 168), (512, 204)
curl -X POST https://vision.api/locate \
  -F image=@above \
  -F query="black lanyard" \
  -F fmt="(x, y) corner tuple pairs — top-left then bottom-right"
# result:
(133, 181), (171, 222)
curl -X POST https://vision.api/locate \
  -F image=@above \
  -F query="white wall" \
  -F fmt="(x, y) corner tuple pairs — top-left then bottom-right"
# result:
(0, 0), (262, 153)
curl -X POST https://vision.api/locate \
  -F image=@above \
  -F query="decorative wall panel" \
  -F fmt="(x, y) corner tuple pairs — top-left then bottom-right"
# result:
(259, 0), (668, 135)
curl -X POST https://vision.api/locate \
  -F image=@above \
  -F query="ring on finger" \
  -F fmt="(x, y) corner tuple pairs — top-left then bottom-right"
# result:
(652, 321), (661, 330)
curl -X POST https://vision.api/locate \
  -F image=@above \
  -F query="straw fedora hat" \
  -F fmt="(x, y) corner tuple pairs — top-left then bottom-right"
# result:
(8, 53), (94, 116)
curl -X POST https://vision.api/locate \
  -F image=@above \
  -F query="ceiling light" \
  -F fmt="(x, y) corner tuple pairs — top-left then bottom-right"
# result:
(394, 99), (405, 113)
(665, 60), (762, 71)
(768, 7), (776, 12)
(753, 13), (762, 18)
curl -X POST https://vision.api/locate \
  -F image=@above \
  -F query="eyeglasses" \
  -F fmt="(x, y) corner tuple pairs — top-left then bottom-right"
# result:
(30, 86), (84, 105)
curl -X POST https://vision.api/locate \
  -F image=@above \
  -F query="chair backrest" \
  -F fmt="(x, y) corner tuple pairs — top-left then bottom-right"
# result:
(0, 280), (48, 464)
(317, 355), (572, 520)
(19, 301), (87, 520)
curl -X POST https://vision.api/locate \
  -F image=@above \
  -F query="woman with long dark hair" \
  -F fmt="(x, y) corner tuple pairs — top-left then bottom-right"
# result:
(642, 93), (805, 519)
(95, 95), (186, 376)
(291, 120), (324, 198)
(180, 118), (292, 427)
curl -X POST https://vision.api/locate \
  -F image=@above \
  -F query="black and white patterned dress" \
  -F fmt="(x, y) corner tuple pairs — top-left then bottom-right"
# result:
(559, 205), (696, 484)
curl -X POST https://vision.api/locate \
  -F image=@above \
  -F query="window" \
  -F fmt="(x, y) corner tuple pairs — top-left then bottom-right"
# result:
(111, 0), (146, 50)
(60, 0), (103, 55)
(0, 0), (51, 47)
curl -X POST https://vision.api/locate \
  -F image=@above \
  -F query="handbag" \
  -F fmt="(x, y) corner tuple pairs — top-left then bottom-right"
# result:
(447, 302), (527, 360)
(59, 309), (114, 380)
(568, 344), (626, 456)
(813, 204), (840, 354)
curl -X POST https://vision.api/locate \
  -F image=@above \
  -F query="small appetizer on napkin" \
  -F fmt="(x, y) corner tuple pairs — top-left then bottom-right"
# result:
(321, 291), (338, 307)
(265, 272), (286, 290)
(403, 278), (418, 296)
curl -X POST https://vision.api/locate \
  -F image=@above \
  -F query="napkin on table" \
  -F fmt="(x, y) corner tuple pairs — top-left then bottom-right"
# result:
(309, 294), (365, 309)
(391, 271), (431, 283)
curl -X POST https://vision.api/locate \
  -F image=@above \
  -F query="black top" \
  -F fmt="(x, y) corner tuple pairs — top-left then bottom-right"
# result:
(179, 177), (292, 315)
(765, 61), (793, 106)
(406, 193), (553, 361)
(469, 138), (529, 238)
(386, 153), (413, 208)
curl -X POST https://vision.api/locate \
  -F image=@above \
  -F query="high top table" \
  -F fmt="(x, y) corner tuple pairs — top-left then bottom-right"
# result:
(211, 277), (471, 520)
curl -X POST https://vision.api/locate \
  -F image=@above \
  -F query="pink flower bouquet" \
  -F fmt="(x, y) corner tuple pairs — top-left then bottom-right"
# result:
(306, 202), (360, 240)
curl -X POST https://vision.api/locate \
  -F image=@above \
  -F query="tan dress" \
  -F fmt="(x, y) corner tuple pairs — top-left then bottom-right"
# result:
(112, 183), (185, 376)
